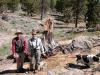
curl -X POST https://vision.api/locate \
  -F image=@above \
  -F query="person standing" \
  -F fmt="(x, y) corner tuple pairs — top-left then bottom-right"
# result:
(28, 29), (45, 73)
(12, 30), (28, 72)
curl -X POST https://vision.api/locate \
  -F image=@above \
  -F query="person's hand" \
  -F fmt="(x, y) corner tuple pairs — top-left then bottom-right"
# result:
(42, 53), (47, 59)
(24, 50), (29, 55)
(28, 55), (32, 60)
(13, 53), (19, 58)
(43, 53), (46, 56)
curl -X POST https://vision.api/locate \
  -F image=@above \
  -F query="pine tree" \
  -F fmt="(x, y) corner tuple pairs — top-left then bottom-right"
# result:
(0, 0), (7, 13)
(21, 0), (41, 16)
(7, 0), (20, 12)
(55, 0), (64, 13)
(50, 0), (54, 11)
(71, 0), (87, 28)
(85, 0), (100, 28)
(21, 0), (34, 16)
(55, 0), (87, 27)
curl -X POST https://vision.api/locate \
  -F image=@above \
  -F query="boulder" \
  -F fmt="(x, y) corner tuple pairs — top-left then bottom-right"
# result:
(95, 24), (100, 31)
(63, 36), (100, 53)
(87, 28), (95, 32)
(72, 36), (93, 50)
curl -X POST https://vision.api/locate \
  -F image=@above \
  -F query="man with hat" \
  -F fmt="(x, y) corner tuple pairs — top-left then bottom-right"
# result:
(28, 29), (45, 73)
(11, 30), (28, 72)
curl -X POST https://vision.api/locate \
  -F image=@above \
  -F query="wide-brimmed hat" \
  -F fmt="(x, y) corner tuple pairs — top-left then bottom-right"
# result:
(31, 29), (37, 35)
(15, 30), (23, 35)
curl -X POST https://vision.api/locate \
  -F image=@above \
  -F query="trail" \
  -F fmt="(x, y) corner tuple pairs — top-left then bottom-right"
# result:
(0, 52), (75, 75)
(0, 46), (100, 75)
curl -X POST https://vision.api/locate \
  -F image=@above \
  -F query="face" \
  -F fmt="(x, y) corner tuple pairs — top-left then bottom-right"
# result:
(31, 32), (36, 38)
(76, 55), (81, 60)
(16, 33), (21, 38)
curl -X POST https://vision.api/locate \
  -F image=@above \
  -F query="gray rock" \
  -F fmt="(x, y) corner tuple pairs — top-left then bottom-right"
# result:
(87, 28), (95, 32)
(94, 71), (100, 75)
(73, 36), (93, 49)
(95, 24), (100, 31)
(63, 36), (100, 53)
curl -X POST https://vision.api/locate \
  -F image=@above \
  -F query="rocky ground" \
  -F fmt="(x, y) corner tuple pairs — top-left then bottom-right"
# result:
(0, 13), (100, 75)
(0, 38), (100, 75)
(0, 13), (43, 34)
(0, 46), (100, 75)
(0, 12), (88, 34)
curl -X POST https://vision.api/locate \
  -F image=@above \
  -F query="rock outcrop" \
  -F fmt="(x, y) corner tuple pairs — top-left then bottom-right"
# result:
(63, 36), (100, 53)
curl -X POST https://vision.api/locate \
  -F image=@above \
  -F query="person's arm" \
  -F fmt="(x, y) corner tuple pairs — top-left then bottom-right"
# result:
(23, 37), (28, 55)
(12, 39), (16, 55)
(28, 40), (32, 56)
(39, 38), (45, 54)
(28, 41), (32, 59)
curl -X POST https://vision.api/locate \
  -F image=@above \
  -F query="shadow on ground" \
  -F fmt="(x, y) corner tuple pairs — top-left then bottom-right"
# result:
(65, 63), (90, 69)
(0, 69), (27, 74)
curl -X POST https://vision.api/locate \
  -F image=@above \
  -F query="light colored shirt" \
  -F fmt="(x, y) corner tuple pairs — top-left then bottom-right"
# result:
(28, 37), (45, 54)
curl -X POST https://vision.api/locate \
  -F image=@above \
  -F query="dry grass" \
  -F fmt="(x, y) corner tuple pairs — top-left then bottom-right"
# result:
(54, 31), (100, 40)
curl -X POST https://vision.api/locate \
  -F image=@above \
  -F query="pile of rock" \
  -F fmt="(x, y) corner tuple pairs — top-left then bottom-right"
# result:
(63, 36), (100, 53)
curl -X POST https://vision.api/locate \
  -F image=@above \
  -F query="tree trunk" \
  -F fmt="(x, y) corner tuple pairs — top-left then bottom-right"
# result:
(75, 12), (78, 28)
(75, 0), (79, 28)
(41, 0), (44, 20)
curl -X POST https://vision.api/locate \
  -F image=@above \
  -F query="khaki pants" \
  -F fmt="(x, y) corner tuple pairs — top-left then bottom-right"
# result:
(15, 52), (25, 70)
(30, 50), (41, 70)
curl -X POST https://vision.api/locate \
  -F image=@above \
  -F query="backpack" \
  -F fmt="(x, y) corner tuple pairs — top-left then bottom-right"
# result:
(15, 37), (24, 53)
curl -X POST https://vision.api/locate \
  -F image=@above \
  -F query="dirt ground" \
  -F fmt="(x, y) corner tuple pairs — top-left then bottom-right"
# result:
(0, 46), (100, 75)
(0, 33), (100, 75)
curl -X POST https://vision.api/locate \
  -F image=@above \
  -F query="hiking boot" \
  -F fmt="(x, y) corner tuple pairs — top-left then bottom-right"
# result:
(17, 68), (25, 73)
(33, 70), (38, 74)
(30, 68), (34, 71)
